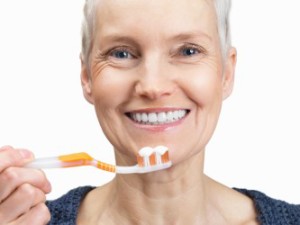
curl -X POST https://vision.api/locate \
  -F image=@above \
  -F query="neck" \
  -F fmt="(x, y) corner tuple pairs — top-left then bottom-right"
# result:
(78, 151), (258, 225)
(103, 151), (221, 224)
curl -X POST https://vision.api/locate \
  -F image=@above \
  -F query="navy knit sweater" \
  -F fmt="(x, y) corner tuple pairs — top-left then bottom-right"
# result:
(46, 186), (300, 225)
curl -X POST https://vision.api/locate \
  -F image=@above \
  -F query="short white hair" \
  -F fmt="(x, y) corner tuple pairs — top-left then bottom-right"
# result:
(81, 0), (232, 64)
(213, 0), (232, 58)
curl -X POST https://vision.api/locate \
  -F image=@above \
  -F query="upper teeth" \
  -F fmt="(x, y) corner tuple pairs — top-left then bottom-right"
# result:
(129, 110), (188, 124)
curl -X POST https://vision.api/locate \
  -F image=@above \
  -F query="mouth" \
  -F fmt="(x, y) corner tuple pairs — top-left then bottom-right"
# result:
(125, 109), (190, 125)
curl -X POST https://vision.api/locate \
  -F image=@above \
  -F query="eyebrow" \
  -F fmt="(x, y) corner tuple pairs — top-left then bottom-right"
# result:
(100, 35), (140, 47)
(169, 31), (213, 42)
(99, 31), (212, 47)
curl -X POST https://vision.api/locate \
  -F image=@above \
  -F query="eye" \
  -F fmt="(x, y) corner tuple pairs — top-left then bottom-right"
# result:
(96, 46), (139, 68)
(180, 46), (200, 56)
(170, 44), (206, 64)
(110, 48), (134, 59)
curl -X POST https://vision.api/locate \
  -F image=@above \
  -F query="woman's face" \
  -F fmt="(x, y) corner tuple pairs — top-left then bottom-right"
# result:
(81, 0), (236, 165)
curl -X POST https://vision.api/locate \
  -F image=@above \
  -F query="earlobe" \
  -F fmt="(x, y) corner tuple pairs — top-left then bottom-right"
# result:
(80, 54), (94, 104)
(222, 47), (237, 100)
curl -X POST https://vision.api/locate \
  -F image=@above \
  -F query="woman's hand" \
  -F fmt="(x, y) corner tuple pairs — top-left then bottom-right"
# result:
(0, 146), (51, 225)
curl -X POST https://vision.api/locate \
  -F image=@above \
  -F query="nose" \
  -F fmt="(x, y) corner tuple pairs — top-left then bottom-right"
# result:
(134, 56), (176, 100)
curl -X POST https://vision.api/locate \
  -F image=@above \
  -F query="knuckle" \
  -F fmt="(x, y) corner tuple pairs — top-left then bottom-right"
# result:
(1, 167), (19, 182)
(18, 183), (35, 197)
(18, 185), (46, 204)
(0, 150), (21, 169)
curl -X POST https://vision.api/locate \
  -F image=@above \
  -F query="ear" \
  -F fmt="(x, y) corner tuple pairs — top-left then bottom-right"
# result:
(222, 47), (237, 100)
(80, 54), (94, 104)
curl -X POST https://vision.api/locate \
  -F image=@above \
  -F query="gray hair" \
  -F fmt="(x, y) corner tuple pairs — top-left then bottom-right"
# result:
(81, 0), (232, 65)
(213, 0), (232, 59)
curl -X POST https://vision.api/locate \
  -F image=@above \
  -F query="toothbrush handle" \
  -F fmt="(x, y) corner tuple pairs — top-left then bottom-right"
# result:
(25, 153), (117, 172)
(26, 157), (63, 169)
(25, 152), (95, 169)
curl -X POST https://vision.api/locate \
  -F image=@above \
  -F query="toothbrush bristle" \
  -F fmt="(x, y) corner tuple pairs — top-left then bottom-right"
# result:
(161, 151), (170, 163)
(137, 148), (170, 167)
(137, 156), (143, 167)
(149, 153), (156, 166)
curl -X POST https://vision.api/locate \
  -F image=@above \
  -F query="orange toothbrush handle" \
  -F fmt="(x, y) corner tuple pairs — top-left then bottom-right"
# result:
(96, 161), (116, 173)
(58, 152), (116, 172)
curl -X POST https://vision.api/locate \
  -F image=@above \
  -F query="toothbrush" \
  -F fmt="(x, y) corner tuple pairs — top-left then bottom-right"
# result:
(26, 146), (172, 174)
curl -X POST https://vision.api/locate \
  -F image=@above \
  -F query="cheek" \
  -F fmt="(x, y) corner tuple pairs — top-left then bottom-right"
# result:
(181, 69), (223, 107)
(90, 70), (134, 146)
(91, 70), (133, 110)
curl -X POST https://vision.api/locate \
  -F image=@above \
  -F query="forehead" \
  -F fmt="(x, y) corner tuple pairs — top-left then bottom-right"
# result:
(95, 0), (218, 40)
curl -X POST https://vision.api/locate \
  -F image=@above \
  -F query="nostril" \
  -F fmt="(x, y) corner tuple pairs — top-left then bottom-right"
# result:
(134, 81), (176, 100)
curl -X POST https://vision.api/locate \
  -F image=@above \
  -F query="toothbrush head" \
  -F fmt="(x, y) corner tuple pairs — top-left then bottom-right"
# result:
(116, 146), (172, 174)
(137, 146), (170, 167)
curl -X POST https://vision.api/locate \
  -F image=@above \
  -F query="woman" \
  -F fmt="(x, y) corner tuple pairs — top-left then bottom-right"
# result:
(0, 0), (299, 224)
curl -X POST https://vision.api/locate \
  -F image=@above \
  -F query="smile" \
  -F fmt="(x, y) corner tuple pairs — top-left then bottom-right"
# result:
(126, 109), (190, 125)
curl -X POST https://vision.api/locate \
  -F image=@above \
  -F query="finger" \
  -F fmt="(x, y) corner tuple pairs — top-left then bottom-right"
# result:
(0, 147), (34, 173)
(0, 145), (13, 152)
(0, 167), (51, 203)
(14, 203), (51, 225)
(0, 184), (47, 224)
(0, 145), (14, 151)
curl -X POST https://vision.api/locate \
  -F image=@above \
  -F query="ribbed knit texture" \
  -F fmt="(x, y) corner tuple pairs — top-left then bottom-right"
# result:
(46, 186), (300, 225)
(46, 186), (94, 225)
(236, 188), (300, 225)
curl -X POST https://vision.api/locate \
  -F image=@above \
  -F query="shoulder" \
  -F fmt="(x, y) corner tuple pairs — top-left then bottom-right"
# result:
(46, 186), (95, 225)
(235, 188), (300, 225)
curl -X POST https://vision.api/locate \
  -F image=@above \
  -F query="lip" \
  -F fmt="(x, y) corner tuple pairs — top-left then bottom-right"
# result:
(126, 107), (188, 113)
(124, 107), (190, 132)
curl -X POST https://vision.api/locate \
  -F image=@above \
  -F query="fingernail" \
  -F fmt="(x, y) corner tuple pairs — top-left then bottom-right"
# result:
(19, 149), (33, 159)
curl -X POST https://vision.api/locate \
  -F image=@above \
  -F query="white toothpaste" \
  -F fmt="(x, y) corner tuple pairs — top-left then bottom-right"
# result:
(138, 147), (155, 166)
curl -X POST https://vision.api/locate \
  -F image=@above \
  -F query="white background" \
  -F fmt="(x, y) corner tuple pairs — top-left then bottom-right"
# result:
(0, 0), (299, 202)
